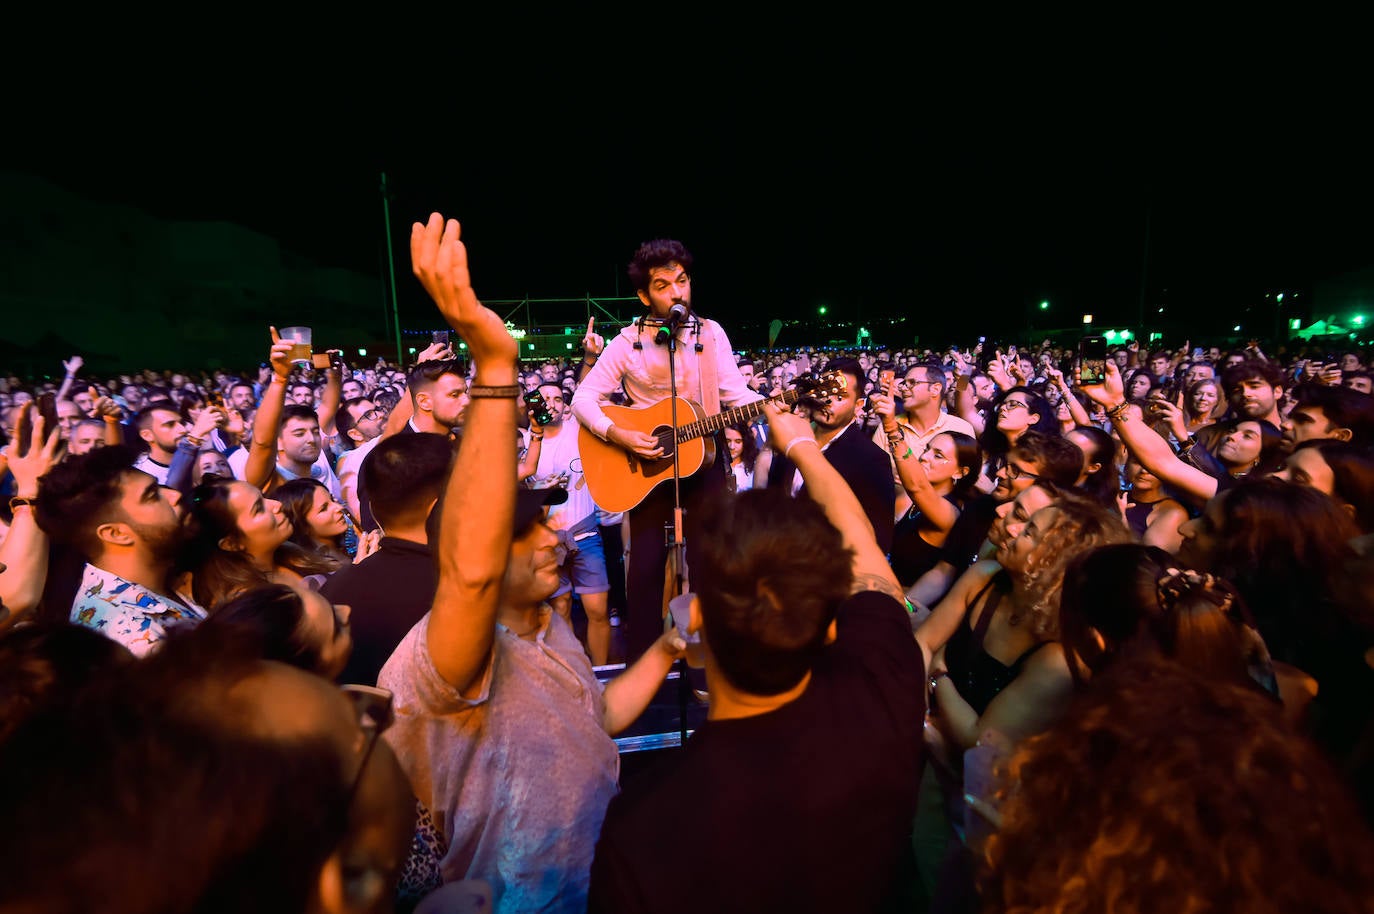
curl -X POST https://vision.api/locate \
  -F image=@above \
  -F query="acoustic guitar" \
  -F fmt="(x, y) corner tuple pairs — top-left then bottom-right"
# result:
(578, 372), (846, 512)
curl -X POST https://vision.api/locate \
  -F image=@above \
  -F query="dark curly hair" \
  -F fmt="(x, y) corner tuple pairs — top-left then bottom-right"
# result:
(981, 658), (1374, 914)
(627, 239), (693, 292)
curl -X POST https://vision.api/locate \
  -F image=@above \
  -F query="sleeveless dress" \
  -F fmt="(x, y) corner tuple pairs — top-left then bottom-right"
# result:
(943, 571), (1047, 715)
(890, 494), (960, 588)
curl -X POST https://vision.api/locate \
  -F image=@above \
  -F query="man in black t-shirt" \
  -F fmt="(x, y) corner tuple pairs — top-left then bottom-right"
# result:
(589, 403), (930, 914)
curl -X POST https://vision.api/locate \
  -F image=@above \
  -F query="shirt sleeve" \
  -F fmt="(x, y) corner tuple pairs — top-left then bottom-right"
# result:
(571, 336), (629, 440)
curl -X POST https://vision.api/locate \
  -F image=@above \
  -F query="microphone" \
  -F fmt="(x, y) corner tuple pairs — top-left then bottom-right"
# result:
(655, 303), (689, 345)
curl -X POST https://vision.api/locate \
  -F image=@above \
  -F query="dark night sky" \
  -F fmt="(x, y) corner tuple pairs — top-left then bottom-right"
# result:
(8, 51), (1372, 348)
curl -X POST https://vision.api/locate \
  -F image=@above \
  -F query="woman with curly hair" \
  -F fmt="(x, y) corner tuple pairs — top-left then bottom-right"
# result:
(979, 658), (1374, 914)
(916, 484), (1133, 753)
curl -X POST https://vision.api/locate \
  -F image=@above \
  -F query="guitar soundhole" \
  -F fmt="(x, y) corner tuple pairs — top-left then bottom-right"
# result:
(638, 425), (676, 474)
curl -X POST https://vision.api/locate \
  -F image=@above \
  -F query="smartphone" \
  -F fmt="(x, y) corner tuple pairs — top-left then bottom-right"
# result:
(524, 389), (554, 426)
(37, 392), (61, 436)
(432, 330), (451, 346)
(311, 353), (333, 370)
(878, 366), (896, 394)
(1078, 335), (1108, 386)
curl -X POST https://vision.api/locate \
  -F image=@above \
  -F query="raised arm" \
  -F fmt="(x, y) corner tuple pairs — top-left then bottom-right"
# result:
(413, 213), (519, 695)
(317, 358), (343, 438)
(1046, 366), (1091, 427)
(0, 407), (61, 630)
(55, 355), (83, 402)
(577, 317), (603, 383)
(871, 387), (958, 533)
(243, 330), (294, 490)
(1083, 362), (1217, 504)
(764, 400), (931, 670)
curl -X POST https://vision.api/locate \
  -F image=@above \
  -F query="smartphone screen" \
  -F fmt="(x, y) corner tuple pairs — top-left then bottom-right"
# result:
(432, 330), (451, 345)
(878, 367), (896, 393)
(1078, 335), (1108, 385)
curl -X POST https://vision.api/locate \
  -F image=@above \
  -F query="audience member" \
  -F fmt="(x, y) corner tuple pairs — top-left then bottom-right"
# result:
(590, 401), (930, 913)
(321, 432), (454, 686)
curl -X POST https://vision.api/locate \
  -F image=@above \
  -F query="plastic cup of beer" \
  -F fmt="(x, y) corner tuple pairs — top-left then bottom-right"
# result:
(667, 592), (705, 668)
(280, 326), (313, 365)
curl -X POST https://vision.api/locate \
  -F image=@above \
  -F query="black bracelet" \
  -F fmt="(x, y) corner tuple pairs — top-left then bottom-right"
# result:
(468, 384), (521, 399)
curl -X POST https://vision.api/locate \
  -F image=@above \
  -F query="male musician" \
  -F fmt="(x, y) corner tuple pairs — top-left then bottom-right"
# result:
(572, 239), (762, 662)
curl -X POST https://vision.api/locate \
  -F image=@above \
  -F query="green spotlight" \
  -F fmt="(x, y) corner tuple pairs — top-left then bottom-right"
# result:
(357, 348), (367, 356)
(1039, 300), (1050, 310)
(818, 306), (828, 315)
(1355, 315), (1367, 326)
(1104, 330), (1119, 341)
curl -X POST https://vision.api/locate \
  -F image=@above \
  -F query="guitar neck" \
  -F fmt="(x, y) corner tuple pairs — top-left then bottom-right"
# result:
(677, 389), (804, 442)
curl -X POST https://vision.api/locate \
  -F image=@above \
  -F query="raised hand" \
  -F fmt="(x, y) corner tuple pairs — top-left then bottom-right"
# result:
(1081, 360), (1125, 407)
(869, 386), (897, 423)
(90, 388), (124, 420)
(582, 317), (604, 358)
(415, 341), (455, 364)
(1150, 394), (1187, 439)
(764, 398), (817, 456)
(987, 350), (1015, 391)
(62, 355), (84, 376)
(267, 327), (295, 380)
(8, 405), (62, 494)
(189, 405), (226, 441)
(410, 213), (516, 376)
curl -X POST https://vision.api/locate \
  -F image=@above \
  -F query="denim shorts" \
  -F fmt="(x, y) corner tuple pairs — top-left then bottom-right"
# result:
(552, 529), (611, 597)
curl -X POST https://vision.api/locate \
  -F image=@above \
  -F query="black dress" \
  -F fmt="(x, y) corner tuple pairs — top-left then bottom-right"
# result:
(943, 571), (1047, 715)
(890, 494), (960, 588)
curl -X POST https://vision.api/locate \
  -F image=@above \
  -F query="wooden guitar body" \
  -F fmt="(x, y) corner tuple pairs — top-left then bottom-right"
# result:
(578, 398), (716, 513)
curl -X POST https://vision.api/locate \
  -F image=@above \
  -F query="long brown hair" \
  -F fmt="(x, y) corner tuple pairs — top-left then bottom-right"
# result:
(180, 476), (337, 610)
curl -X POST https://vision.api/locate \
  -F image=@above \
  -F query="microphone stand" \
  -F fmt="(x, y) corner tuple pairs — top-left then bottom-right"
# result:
(660, 313), (692, 748)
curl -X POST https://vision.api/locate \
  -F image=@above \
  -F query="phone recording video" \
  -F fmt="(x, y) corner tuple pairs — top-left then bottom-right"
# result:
(1078, 335), (1108, 386)
(524, 389), (555, 427)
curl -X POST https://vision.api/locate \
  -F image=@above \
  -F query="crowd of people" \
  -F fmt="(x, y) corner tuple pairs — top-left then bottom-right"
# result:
(2, 211), (1374, 913)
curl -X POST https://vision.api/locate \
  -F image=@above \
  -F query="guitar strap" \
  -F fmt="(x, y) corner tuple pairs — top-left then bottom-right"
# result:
(697, 320), (721, 416)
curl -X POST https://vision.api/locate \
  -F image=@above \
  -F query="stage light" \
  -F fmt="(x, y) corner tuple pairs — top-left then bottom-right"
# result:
(357, 348), (367, 356)
(1039, 301), (1050, 311)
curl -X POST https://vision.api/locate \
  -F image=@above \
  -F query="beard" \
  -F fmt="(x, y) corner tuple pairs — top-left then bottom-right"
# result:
(129, 520), (186, 566)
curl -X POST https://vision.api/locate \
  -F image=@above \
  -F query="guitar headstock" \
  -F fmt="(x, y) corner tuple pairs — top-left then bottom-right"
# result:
(784, 370), (848, 412)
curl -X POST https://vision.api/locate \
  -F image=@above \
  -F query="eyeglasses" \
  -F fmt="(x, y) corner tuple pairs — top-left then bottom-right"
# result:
(999, 400), (1029, 413)
(341, 684), (394, 805)
(897, 378), (935, 389)
(360, 408), (386, 422)
(1005, 462), (1041, 481)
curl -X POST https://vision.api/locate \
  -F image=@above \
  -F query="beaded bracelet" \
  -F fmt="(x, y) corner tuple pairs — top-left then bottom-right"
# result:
(468, 384), (521, 399)
(1106, 401), (1132, 421)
